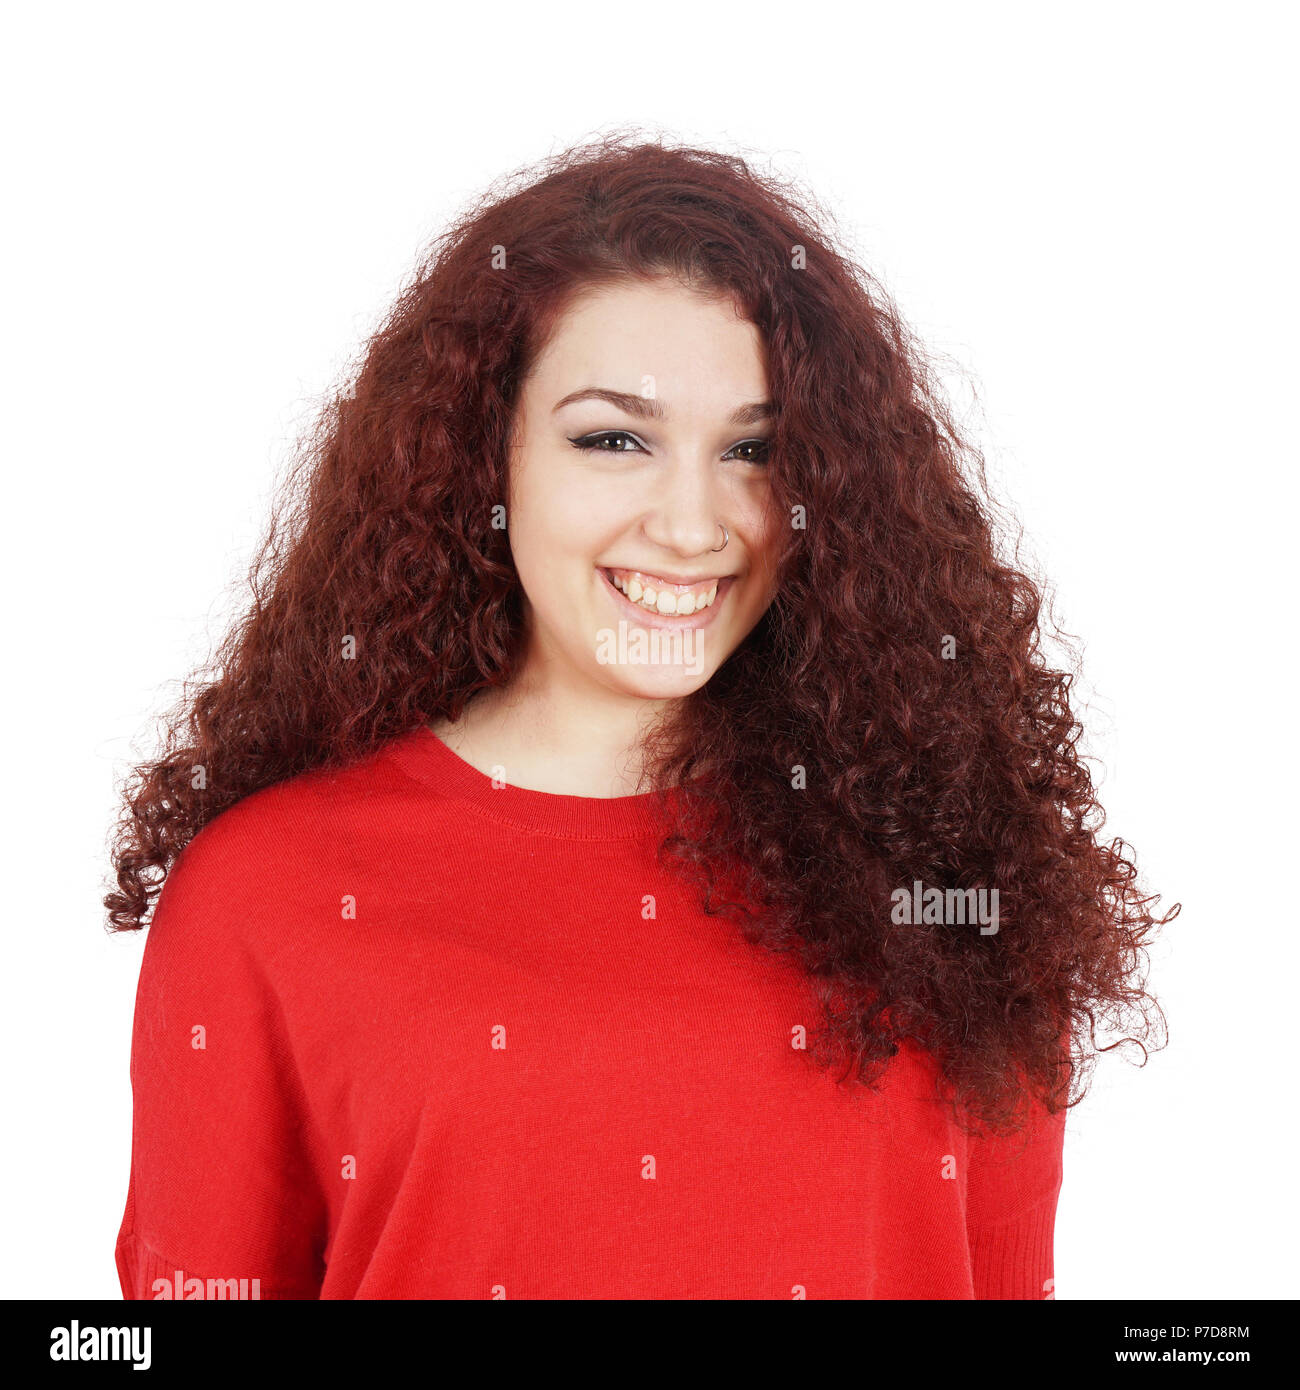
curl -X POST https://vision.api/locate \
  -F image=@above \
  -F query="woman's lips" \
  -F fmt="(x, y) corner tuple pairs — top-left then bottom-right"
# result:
(598, 567), (734, 631)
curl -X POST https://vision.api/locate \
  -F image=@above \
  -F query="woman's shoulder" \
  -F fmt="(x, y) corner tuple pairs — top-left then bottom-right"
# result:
(153, 728), (455, 933)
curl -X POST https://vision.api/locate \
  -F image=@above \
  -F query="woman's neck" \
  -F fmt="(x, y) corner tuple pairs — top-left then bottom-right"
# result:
(430, 674), (677, 799)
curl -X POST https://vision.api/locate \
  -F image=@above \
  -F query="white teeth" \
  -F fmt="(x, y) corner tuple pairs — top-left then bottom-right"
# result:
(607, 570), (724, 617)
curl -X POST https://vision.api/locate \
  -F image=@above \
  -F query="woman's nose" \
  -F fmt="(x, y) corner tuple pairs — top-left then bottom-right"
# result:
(639, 455), (725, 558)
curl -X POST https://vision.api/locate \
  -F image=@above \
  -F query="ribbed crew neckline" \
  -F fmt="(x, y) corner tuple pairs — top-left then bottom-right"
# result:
(387, 725), (675, 841)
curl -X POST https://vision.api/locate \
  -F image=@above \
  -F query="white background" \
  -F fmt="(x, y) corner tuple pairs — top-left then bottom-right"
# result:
(2, 1), (1295, 1299)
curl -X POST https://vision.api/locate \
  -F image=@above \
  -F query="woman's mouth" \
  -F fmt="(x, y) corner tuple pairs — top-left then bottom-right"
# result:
(598, 566), (735, 628)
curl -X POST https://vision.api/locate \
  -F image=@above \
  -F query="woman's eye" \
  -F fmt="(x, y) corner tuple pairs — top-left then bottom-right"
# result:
(725, 439), (771, 466)
(569, 430), (646, 454)
(567, 432), (769, 464)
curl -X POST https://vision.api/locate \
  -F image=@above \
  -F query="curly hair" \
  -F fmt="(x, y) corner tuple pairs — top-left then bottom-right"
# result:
(105, 134), (1176, 1133)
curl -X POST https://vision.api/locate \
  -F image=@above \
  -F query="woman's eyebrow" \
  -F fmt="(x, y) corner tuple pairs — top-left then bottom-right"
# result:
(729, 400), (775, 426)
(552, 387), (774, 427)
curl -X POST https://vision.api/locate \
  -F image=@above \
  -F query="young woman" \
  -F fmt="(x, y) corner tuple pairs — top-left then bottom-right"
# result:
(107, 138), (1173, 1300)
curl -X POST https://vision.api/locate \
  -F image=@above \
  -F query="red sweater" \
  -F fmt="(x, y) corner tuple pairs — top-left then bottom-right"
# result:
(116, 727), (1065, 1300)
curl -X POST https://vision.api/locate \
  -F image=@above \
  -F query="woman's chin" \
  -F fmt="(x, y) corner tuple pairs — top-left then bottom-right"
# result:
(599, 662), (715, 701)
(588, 616), (727, 699)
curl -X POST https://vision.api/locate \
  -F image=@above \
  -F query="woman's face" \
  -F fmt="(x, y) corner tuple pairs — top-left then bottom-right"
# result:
(507, 276), (783, 703)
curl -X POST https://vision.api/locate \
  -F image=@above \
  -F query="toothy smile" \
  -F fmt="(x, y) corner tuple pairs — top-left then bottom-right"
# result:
(603, 567), (724, 617)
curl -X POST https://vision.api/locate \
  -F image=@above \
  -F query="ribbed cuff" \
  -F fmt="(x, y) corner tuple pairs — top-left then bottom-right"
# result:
(968, 1192), (1059, 1300)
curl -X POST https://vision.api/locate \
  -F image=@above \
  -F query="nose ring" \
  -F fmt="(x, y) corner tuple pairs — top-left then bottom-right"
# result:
(711, 522), (729, 552)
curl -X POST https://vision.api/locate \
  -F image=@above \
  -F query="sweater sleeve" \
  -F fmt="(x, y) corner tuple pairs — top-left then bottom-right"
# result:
(964, 1093), (1066, 1300)
(115, 824), (329, 1300)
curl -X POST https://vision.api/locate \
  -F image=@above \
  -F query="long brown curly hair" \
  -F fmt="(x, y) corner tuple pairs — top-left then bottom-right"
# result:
(105, 135), (1176, 1132)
